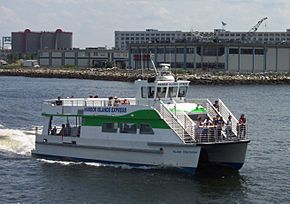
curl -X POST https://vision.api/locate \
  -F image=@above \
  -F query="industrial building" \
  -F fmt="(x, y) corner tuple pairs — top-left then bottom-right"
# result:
(12, 29), (72, 55)
(128, 42), (290, 73)
(115, 29), (290, 51)
(39, 47), (128, 68)
(115, 18), (290, 51)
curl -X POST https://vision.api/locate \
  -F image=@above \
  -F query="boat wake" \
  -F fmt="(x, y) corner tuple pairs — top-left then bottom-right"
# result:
(38, 158), (156, 170)
(0, 124), (37, 156)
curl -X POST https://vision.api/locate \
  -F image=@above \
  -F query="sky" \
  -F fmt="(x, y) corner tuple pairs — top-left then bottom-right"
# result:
(0, 0), (290, 48)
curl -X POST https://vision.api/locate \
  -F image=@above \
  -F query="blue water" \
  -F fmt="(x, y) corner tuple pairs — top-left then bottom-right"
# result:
(0, 76), (289, 203)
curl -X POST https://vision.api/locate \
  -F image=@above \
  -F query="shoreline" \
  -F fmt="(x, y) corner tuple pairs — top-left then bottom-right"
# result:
(0, 68), (290, 85)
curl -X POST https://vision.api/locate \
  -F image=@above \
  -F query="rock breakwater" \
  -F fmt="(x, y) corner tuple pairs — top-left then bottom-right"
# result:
(0, 68), (290, 85)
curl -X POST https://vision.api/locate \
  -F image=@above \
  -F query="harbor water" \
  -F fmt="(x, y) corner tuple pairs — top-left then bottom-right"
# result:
(0, 76), (289, 203)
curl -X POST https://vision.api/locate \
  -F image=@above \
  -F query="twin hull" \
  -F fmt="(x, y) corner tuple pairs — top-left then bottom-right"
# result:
(32, 135), (201, 173)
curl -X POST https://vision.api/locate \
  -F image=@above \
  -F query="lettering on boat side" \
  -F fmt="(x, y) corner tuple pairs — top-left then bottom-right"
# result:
(84, 107), (127, 113)
(173, 150), (197, 154)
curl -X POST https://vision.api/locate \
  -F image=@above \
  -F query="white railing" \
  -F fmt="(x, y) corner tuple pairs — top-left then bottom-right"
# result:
(205, 99), (220, 120)
(160, 101), (194, 143)
(218, 98), (239, 136)
(172, 99), (196, 140)
(44, 98), (136, 107)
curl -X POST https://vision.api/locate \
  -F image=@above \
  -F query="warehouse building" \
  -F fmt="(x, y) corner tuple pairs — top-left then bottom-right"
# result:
(39, 47), (128, 68)
(115, 29), (290, 50)
(128, 42), (290, 73)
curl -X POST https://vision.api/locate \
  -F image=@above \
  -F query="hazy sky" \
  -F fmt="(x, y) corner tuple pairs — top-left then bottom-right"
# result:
(1, 0), (290, 48)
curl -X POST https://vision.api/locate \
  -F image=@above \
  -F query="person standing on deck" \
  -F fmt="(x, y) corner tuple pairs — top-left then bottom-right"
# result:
(237, 114), (247, 138)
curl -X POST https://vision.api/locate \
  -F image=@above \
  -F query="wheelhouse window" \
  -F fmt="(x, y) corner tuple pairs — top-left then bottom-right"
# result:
(157, 87), (167, 98)
(102, 122), (118, 133)
(178, 86), (188, 97)
(140, 124), (154, 134)
(168, 87), (178, 98)
(120, 123), (137, 134)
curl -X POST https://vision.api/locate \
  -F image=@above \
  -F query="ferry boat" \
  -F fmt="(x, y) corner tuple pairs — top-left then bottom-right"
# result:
(32, 63), (250, 173)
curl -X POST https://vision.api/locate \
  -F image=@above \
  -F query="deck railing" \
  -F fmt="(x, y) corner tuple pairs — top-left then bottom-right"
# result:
(160, 101), (193, 143)
(172, 99), (196, 141)
(218, 98), (239, 136)
(196, 123), (248, 143)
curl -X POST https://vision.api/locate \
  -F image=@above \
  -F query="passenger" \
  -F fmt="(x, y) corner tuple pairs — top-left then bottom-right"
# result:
(89, 95), (93, 98)
(94, 95), (99, 98)
(55, 96), (63, 106)
(114, 98), (121, 106)
(108, 96), (114, 106)
(237, 114), (247, 138)
(65, 123), (71, 136)
(122, 99), (130, 105)
(197, 117), (203, 127)
(212, 117), (218, 126)
(225, 115), (233, 138)
(213, 100), (220, 111)
(51, 126), (57, 135)
(217, 116), (225, 126)
(226, 115), (232, 126)
(58, 124), (66, 136)
(203, 117), (211, 127)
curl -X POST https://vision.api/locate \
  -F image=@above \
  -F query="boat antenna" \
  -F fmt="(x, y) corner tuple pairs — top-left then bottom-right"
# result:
(150, 52), (158, 75)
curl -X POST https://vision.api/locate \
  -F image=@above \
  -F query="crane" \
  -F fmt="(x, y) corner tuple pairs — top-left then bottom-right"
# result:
(242, 17), (268, 42)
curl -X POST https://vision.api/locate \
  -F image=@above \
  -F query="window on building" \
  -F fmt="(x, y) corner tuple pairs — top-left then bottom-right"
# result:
(176, 48), (184, 54)
(120, 123), (137, 134)
(165, 48), (174, 53)
(241, 49), (253, 54)
(255, 49), (264, 55)
(102, 122), (118, 133)
(157, 48), (164, 54)
(140, 124), (154, 134)
(229, 48), (239, 54)
(197, 46), (225, 56)
(186, 48), (194, 53)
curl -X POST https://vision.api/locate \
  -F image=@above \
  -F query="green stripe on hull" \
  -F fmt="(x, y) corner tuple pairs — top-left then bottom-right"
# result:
(43, 110), (170, 129)
(83, 110), (169, 129)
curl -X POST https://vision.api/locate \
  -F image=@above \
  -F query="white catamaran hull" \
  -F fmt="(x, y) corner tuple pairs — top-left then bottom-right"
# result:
(32, 136), (201, 173)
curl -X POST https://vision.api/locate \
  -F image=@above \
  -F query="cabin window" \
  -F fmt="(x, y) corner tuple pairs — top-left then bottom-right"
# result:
(148, 87), (155, 98)
(168, 87), (178, 98)
(120, 123), (137, 134)
(141, 87), (148, 98)
(157, 87), (167, 98)
(140, 124), (154, 134)
(178, 86), (188, 97)
(142, 86), (155, 98)
(102, 122), (118, 133)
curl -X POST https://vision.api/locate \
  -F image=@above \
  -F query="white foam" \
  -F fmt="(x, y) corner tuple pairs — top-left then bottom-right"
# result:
(37, 159), (82, 166)
(0, 125), (38, 155)
(38, 158), (156, 170)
